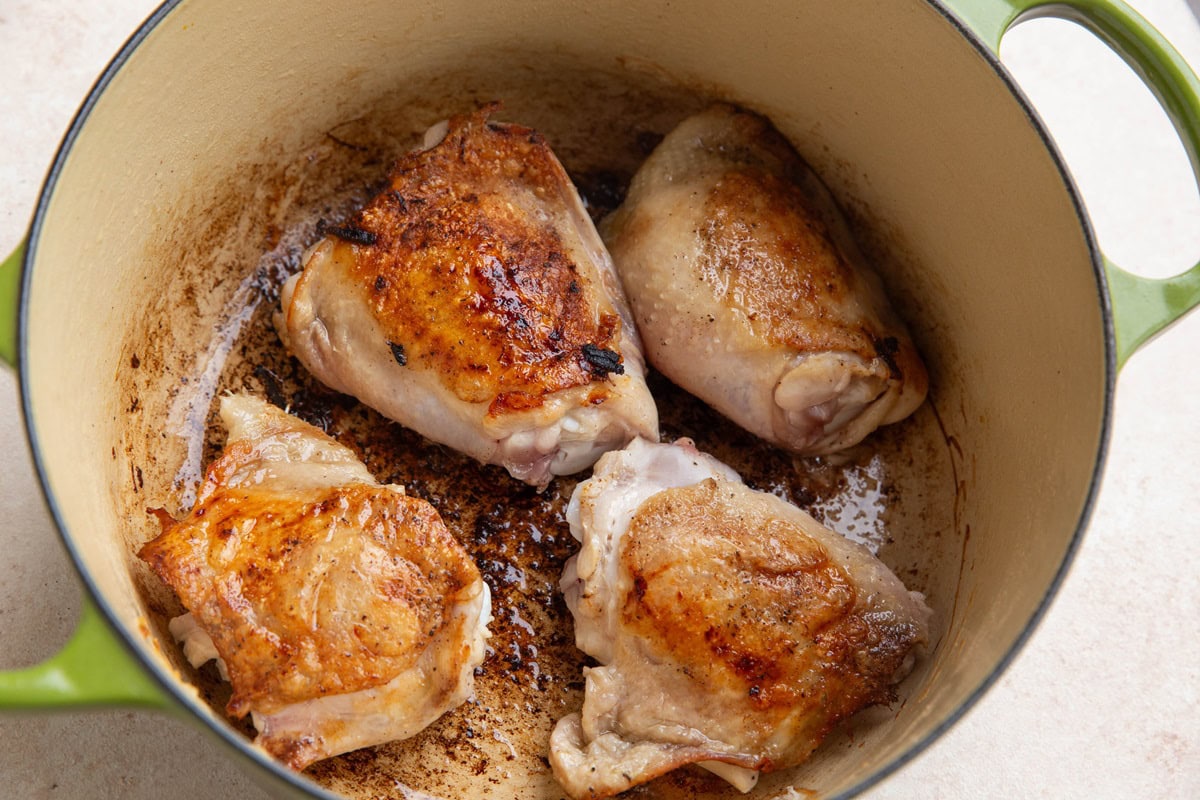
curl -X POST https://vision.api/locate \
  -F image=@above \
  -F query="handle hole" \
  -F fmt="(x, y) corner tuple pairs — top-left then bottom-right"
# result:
(1000, 14), (1200, 279)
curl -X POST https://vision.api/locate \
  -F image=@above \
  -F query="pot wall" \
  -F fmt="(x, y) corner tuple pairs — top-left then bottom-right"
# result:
(22, 0), (1107, 796)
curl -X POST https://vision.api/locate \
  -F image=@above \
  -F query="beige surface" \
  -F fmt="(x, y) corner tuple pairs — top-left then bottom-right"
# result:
(1, 1), (1198, 798)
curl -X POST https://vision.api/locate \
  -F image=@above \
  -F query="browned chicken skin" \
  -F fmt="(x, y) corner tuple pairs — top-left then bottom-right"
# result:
(604, 104), (927, 455)
(138, 395), (490, 769)
(349, 109), (622, 409)
(552, 438), (931, 797)
(621, 480), (918, 759)
(278, 105), (658, 486)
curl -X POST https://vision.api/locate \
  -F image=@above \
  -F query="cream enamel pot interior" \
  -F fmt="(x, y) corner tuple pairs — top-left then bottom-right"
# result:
(2, 0), (1200, 798)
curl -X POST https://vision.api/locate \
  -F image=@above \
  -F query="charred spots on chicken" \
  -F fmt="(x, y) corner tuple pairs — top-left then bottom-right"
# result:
(318, 219), (378, 246)
(388, 190), (429, 215)
(333, 225), (378, 246)
(387, 340), (408, 366)
(581, 343), (624, 378)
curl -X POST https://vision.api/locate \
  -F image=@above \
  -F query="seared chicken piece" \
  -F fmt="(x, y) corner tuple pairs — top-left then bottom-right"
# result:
(551, 438), (931, 798)
(604, 104), (927, 455)
(138, 394), (491, 770)
(278, 105), (658, 487)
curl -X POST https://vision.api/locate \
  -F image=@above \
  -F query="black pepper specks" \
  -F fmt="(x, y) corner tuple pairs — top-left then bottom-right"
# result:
(388, 340), (407, 366)
(581, 344), (624, 377)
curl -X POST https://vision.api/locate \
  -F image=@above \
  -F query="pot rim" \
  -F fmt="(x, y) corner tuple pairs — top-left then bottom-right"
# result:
(14, 1), (1115, 797)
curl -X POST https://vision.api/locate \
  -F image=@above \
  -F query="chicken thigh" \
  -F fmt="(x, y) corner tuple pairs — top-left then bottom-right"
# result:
(278, 105), (658, 487)
(138, 394), (491, 770)
(551, 438), (931, 798)
(603, 104), (927, 455)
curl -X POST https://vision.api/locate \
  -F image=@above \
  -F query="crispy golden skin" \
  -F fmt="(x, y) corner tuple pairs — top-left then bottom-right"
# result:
(552, 438), (930, 798)
(138, 395), (488, 769)
(622, 479), (914, 763)
(701, 168), (884, 357)
(604, 104), (927, 455)
(140, 484), (478, 718)
(278, 105), (658, 485)
(343, 105), (623, 413)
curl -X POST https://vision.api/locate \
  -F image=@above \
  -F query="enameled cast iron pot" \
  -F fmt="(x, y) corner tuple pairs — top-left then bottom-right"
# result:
(2, 1), (1199, 798)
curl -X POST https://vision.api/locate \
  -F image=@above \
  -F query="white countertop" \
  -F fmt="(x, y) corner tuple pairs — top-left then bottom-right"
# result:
(1, 1), (1197, 797)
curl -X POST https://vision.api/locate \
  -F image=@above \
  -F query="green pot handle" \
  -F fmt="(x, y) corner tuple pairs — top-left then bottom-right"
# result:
(0, 240), (21, 368)
(1, 240), (168, 709)
(0, 597), (170, 709)
(945, 0), (1200, 368)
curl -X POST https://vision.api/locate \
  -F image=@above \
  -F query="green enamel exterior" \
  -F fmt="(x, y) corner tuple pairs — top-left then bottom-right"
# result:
(2, 237), (173, 713)
(0, 241), (21, 368)
(0, 599), (170, 709)
(944, 0), (1200, 368)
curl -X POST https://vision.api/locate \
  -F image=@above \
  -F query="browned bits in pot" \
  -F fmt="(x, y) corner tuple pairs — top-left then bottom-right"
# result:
(120, 64), (953, 798)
